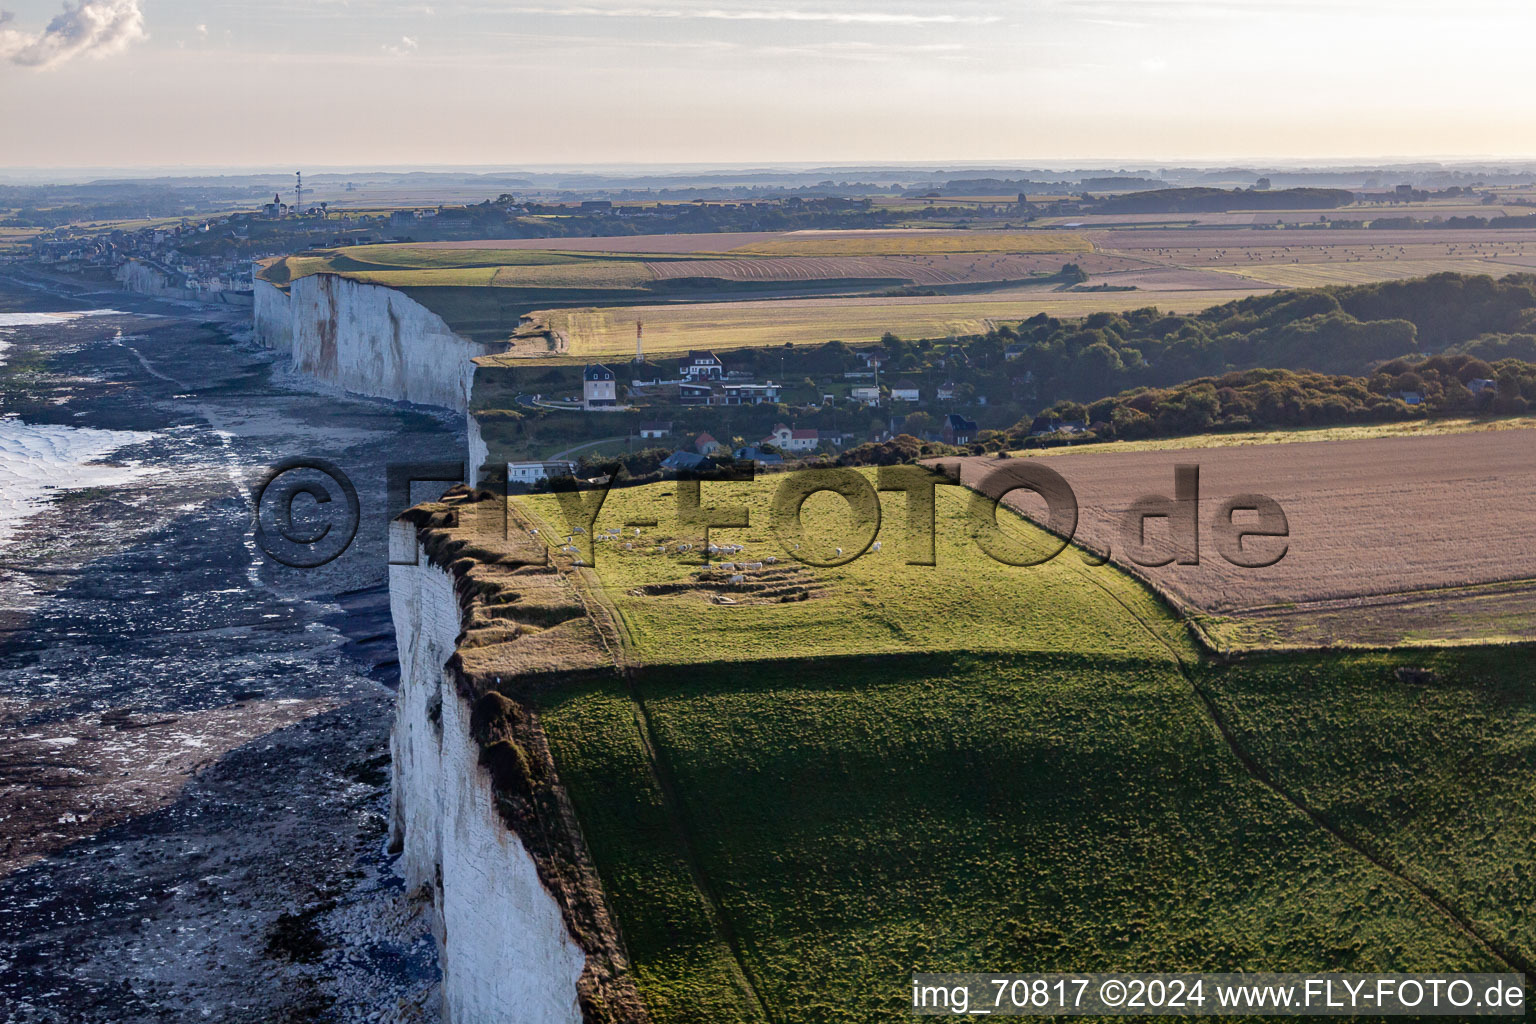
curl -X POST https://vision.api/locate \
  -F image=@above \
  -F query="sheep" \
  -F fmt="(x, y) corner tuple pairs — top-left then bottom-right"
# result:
(744, 561), (763, 570)
(728, 574), (745, 584)
(529, 528), (539, 536)
(624, 542), (633, 550)
(835, 547), (843, 557)
(574, 526), (586, 535)
(718, 562), (736, 571)
(764, 556), (778, 564)
(707, 544), (720, 555)
(872, 541), (882, 552)
(634, 528), (642, 536)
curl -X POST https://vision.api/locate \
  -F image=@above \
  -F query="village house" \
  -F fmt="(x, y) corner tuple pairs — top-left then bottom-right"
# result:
(505, 460), (577, 486)
(890, 381), (921, 402)
(638, 420), (672, 439)
(681, 350), (726, 380)
(717, 382), (782, 405)
(764, 423), (820, 453)
(734, 445), (784, 466)
(583, 364), (618, 409)
(694, 432), (724, 455)
(941, 413), (978, 446)
(661, 450), (713, 472)
(679, 381), (713, 405)
(937, 381), (958, 401)
(850, 385), (881, 406)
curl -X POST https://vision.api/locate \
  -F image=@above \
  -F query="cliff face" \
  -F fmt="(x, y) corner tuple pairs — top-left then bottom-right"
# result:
(386, 490), (649, 1024)
(254, 271), (496, 412)
(388, 519), (587, 1023)
(252, 277), (292, 351)
(467, 412), (489, 487)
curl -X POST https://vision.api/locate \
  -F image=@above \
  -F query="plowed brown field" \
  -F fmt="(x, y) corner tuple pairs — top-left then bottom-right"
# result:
(946, 429), (1536, 649)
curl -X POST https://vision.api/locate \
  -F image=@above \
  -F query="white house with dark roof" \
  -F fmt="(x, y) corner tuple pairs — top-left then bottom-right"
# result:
(681, 350), (725, 380)
(638, 420), (672, 438)
(583, 364), (617, 409)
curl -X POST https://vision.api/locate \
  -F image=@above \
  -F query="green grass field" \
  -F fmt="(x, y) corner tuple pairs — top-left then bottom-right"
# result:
(519, 473), (1195, 665)
(1199, 649), (1536, 970)
(504, 477), (1530, 1022)
(539, 653), (1504, 1022)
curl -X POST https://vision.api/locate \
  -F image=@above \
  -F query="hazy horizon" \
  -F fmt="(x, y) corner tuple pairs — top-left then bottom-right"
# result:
(2, 0), (1535, 168)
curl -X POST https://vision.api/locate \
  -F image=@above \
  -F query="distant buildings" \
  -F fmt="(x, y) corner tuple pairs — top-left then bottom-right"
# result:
(890, 382), (921, 402)
(694, 432), (724, 455)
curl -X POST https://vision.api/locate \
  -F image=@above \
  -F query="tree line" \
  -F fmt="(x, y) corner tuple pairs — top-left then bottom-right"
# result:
(1021, 354), (1536, 445)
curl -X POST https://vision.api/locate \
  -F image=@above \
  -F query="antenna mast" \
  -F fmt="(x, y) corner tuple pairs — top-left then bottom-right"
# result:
(294, 171), (303, 216)
(635, 319), (644, 363)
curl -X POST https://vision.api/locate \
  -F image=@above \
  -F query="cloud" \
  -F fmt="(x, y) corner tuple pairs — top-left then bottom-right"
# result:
(505, 6), (999, 25)
(382, 34), (419, 56)
(0, 0), (147, 69)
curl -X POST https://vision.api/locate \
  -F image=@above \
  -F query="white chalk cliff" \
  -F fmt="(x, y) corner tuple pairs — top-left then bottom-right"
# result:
(388, 521), (587, 1023)
(254, 272), (498, 413)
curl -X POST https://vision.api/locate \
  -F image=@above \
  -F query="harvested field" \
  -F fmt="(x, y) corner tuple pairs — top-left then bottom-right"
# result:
(418, 228), (1093, 257)
(1209, 258), (1533, 289)
(1092, 227), (1536, 252)
(946, 428), (1536, 649)
(644, 252), (1141, 286)
(414, 231), (788, 253)
(727, 230), (1090, 256)
(511, 288), (1271, 360)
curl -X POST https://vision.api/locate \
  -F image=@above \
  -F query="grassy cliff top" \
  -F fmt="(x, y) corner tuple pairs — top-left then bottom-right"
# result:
(515, 469), (1197, 667)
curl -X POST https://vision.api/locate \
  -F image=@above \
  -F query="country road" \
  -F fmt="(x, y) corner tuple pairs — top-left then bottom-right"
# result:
(549, 435), (629, 460)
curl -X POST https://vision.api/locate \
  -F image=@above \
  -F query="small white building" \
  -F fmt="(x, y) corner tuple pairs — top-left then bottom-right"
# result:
(506, 460), (577, 486)
(890, 382), (921, 402)
(638, 420), (672, 439)
(851, 386), (881, 406)
(764, 423), (819, 453)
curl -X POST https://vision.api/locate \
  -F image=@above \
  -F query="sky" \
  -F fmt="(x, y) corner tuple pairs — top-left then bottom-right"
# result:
(1, 0), (1534, 169)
